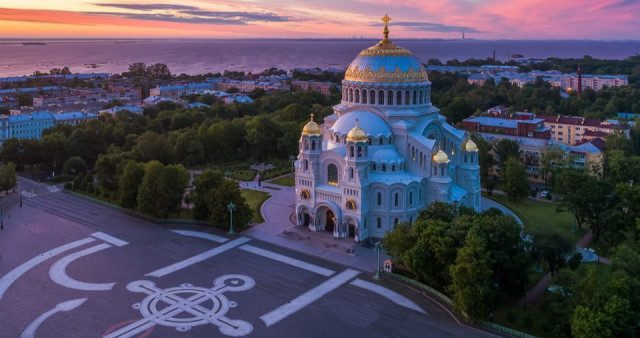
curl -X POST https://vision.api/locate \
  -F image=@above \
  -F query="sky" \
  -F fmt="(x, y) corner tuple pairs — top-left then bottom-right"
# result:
(0, 0), (638, 40)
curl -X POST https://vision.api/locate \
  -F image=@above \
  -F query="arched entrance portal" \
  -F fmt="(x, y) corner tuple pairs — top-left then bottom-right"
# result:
(325, 210), (335, 233)
(348, 223), (356, 238)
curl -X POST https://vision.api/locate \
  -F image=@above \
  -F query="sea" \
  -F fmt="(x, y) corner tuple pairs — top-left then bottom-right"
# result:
(0, 39), (639, 77)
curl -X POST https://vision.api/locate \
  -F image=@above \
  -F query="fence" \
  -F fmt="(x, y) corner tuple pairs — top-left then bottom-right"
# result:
(383, 271), (538, 338)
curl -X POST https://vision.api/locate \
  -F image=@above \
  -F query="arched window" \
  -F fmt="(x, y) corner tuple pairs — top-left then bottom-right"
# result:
(304, 160), (308, 171)
(379, 137), (384, 145)
(342, 87), (347, 100)
(348, 88), (353, 102)
(346, 199), (356, 210)
(391, 164), (396, 172)
(349, 167), (354, 179)
(433, 166), (437, 175)
(379, 90), (384, 105)
(394, 218), (399, 226)
(362, 89), (367, 103)
(397, 91), (402, 105)
(335, 135), (340, 143)
(350, 145), (354, 157)
(441, 167), (445, 176)
(300, 189), (310, 199)
(304, 139), (309, 150)
(370, 90), (376, 104)
(368, 138), (372, 145)
(464, 155), (468, 163)
(413, 90), (417, 105)
(311, 140), (316, 150)
(394, 193), (399, 207)
(372, 163), (377, 171)
(471, 154), (474, 163)
(377, 217), (382, 228)
(364, 218), (367, 228)
(328, 164), (338, 185)
(377, 192), (382, 205)
(409, 191), (413, 205)
(354, 89), (360, 103)
(357, 146), (362, 157)
(419, 90), (423, 104)
(388, 91), (393, 105)
(382, 164), (387, 172)
(419, 188), (422, 201)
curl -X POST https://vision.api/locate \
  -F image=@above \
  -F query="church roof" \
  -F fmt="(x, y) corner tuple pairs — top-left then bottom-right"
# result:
(330, 110), (392, 138)
(432, 150), (450, 163)
(344, 15), (428, 84)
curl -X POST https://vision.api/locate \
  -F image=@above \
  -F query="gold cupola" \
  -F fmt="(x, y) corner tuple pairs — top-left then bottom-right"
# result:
(463, 139), (478, 152)
(432, 150), (450, 163)
(347, 119), (367, 142)
(302, 113), (321, 136)
(343, 14), (429, 83)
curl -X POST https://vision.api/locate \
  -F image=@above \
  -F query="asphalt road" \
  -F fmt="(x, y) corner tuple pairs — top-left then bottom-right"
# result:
(0, 179), (498, 338)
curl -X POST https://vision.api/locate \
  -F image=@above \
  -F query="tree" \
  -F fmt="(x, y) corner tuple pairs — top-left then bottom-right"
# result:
(154, 164), (190, 218)
(146, 63), (172, 79)
(136, 161), (164, 216)
(62, 156), (88, 175)
(118, 161), (145, 209)
(417, 201), (457, 222)
(127, 62), (147, 77)
(383, 222), (414, 266)
(529, 231), (573, 275)
(205, 179), (251, 230)
(132, 131), (173, 164)
(191, 170), (224, 220)
(505, 157), (530, 201)
(449, 235), (493, 321)
(472, 135), (494, 179)
(0, 163), (17, 193)
(540, 144), (565, 188)
(494, 139), (519, 177)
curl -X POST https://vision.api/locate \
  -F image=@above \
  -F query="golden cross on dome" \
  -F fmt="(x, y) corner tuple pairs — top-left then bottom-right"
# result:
(310, 113), (314, 121)
(381, 14), (391, 42)
(355, 118), (359, 127)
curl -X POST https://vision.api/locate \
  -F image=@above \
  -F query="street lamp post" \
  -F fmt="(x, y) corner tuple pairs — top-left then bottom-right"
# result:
(1, 199), (4, 230)
(289, 155), (296, 178)
(19, 179), (22, 207)
(227, 202), (236, 235)
(373, 240), (383, 280)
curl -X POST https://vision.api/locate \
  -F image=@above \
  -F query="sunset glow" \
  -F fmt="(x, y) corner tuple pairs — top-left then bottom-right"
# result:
(0, 0), (638, 39)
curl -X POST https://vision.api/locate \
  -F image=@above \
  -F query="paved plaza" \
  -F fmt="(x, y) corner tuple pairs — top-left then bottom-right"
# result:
(0, 179), (498, 337)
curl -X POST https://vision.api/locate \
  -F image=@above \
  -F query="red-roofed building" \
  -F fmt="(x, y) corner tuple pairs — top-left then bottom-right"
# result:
(537, 115), (630, 145)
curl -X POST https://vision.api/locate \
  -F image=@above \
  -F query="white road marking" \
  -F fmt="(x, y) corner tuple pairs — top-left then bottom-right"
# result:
(107, 276), (255, 337)
(91, 232), (129, 247)
(260, 269), (360, 327)
(145, 237), (251, 278)
(21, 298), (87, 338)
(350, 279), (427, 314)
(0, 237), (96, 302)
(170, 229), (228, 243)
(49, 243), (117, 291)
(239, 244), (335, 277)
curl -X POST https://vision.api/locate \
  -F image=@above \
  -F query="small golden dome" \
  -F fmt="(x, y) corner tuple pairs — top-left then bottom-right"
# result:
(302, 113), (321, 136)
(432, 150), (450, 163)
(347, 119), (368, 142)
(463, 139), (478, 152)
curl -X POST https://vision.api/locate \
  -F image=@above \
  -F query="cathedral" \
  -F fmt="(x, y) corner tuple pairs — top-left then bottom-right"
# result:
(295, 15), (481, 242)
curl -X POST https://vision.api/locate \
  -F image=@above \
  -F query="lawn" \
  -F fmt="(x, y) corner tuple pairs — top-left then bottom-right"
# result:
(241, 189), (271, 224)
(269, 176), (294, 186)
(483, 193), (585, 243)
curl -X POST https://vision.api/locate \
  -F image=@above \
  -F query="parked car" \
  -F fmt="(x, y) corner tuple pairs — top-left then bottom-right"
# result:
(540, 191), (549, 198)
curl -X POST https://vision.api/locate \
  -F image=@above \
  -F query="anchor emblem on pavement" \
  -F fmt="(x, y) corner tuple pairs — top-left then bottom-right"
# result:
(104, 275), (255, 337)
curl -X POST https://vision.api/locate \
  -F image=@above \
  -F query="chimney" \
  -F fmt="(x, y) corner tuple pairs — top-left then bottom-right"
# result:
(577, 64), (582, 96)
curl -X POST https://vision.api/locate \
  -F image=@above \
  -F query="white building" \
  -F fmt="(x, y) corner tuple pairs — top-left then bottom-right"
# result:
(294, 18), (481, 242)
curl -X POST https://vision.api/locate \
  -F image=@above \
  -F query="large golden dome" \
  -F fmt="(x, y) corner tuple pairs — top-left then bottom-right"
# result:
(302, 113), (321, 136)
(347, 119), (368, 142)
(344, 15), (428, 83)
